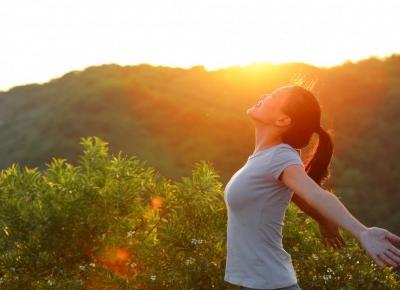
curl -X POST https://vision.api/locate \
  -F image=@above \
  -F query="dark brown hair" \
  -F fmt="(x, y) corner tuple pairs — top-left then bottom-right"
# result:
(280, 83), (334, 186)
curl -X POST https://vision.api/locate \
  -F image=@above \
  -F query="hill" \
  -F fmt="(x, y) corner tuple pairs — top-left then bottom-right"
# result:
(0, 54), (400, 232)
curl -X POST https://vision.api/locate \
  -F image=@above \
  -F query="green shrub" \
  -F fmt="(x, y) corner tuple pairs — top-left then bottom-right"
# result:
(0, 137), (399, 289)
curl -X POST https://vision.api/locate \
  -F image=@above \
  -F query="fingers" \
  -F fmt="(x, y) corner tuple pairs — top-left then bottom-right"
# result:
(323, 237), (334, 249)
(383, 250), (400, 266)
(335, 236), (345, 248)
(338, 235), (346, 247)
(373, 253), (388, 269)
(339, 237), (346, 248)
(377, 252), (399, 268)
(332, 238), (341, 250)
(326, 237), (343, 251)
(386, 231), (400, 245)
(322, 235), (346, 251)
(323, 237), (335, 250)
(333, 237), (345, 250)
(389, 244), (400, 257)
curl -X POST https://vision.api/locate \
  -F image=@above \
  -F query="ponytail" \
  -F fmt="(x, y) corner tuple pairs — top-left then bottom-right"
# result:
(304, 126), (334, 186)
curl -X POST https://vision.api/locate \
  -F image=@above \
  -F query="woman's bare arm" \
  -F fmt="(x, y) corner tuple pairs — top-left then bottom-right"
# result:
(288, 148), (338, 224)
(291, 191), (347, 250)
(291, 192), (330, 223)
(291, 192), (346, 250)
(281, 164), (400, 269)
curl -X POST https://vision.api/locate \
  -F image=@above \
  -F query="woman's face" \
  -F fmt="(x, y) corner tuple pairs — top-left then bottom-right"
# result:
(246, 86), (292, 127)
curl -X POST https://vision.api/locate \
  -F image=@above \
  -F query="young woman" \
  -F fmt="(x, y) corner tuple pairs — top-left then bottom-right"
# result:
(223, 85), (400, 290)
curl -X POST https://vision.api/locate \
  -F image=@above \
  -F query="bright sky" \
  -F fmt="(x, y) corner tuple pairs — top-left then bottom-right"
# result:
(1, 0), (399, 91)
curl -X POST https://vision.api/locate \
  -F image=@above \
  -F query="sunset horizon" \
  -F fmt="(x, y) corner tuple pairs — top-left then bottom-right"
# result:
(2, 0), (400, 91)
(2, 51), (399, 92)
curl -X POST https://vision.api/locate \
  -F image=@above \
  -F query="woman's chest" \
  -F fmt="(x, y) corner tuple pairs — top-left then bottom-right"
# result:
(224, 161), (290, 211)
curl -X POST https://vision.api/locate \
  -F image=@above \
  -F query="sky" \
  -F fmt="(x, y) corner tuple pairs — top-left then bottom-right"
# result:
(1, 0), (399, 91)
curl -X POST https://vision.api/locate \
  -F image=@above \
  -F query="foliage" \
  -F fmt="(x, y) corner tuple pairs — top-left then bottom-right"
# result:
(1, 56), (400, 234)
(1, 56), (400, 235)
(0, 137), (399, 289)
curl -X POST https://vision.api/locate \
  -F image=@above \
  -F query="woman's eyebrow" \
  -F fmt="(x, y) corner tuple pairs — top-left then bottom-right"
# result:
(257, 93), (273, 101)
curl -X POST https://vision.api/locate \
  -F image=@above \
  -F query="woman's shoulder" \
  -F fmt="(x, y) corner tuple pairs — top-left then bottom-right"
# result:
(274, 143), (301, 155)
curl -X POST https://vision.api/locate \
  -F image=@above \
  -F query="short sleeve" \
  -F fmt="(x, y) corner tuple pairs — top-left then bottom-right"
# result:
(269, 146), (304, 181)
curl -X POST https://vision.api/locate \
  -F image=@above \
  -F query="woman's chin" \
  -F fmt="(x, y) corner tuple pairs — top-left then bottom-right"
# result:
(246, 106), (256, 114)
(246, 109), (268, 126)
(246, 108), (258, 121)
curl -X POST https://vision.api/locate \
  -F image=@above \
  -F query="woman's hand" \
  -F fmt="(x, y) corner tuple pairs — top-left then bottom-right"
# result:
(358, 227), (400, 269)
(318, 219), (346, 251)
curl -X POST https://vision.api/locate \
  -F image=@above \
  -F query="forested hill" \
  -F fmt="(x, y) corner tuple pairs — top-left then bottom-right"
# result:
(1, 54), (400, 233)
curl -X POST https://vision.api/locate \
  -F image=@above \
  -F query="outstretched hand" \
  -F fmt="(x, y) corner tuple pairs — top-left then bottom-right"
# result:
(318, 219), (346, 251)
(358, 227), (400, 269)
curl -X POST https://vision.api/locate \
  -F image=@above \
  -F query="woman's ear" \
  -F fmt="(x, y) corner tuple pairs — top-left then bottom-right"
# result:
(275, 115), (292, 129)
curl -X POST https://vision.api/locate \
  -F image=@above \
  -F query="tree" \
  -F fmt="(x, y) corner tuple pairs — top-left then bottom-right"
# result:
(0, 137), (398, 289)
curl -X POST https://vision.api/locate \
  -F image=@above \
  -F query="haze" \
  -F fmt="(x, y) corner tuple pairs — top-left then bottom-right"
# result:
(1, 0), (399, 90)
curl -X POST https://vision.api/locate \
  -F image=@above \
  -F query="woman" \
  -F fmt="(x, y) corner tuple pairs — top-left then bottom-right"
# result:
(223, 85), (400, 290)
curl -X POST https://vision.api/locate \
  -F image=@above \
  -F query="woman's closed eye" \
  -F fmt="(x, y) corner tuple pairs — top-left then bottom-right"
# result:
(259, 94), (272, 101)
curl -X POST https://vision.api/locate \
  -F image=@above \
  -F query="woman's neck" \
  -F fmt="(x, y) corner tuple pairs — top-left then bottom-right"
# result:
(253, 128), (282, 155)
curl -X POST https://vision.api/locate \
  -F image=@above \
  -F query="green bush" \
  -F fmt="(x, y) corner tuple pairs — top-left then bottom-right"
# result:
(0, 137), (399, 289)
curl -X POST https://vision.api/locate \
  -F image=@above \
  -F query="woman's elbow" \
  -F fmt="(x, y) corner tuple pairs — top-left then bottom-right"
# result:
(305, 188), (334, 209)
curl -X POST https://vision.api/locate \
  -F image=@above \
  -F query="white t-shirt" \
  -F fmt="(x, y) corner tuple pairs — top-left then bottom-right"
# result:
(223, 143), (304, 289)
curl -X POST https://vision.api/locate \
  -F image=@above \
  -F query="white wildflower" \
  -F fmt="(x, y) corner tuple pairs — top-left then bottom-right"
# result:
(150, 275), (156, 281)
(127, 230), (136, 238)
(185, 257), (195, 266)
(322, 274), (332, 281)
(191, 238), (205, 245)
